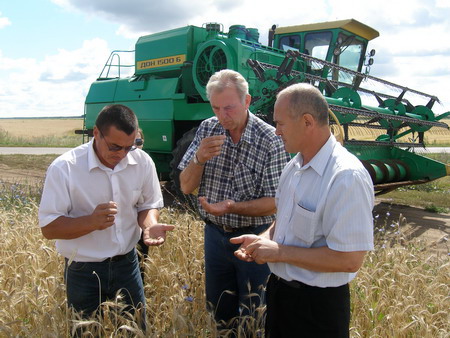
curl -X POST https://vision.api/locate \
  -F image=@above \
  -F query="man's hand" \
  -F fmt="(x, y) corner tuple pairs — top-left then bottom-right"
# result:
(199, 197), (235, 216)
(196, 135), (226, 163)
(230, 235), (280, 264)
(91, 201), (118, 230)
(229, 234), (259, 262)
(142, 223), (175, 246)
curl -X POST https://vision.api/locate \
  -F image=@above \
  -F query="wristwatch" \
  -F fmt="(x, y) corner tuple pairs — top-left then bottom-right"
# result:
(193, 152), (205, 166)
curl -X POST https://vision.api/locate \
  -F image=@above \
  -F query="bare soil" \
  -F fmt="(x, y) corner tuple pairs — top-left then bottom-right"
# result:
(373, 200), (449, 254)
(1, 165), (448, 254)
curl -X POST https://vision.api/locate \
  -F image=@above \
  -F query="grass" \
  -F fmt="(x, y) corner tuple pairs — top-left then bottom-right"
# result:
(0, 187), (448, 337)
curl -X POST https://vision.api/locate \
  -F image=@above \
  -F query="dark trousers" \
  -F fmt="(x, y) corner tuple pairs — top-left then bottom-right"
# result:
(266, 273), (350, 338)
(64, 249), (146, 331)
(204, 222), (271, 332)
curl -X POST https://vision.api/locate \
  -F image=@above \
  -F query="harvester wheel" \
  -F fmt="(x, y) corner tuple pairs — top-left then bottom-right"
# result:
(169, 127), (200, 214)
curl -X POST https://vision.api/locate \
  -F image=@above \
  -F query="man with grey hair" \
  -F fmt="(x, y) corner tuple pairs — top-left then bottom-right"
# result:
(231, 83), (374, 337)
(178, 69), (290, 333)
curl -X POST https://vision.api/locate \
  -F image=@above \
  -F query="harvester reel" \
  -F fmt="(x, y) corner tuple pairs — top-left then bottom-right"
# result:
(409, 105), (434, 132)
(331, 87), (360, 124)
(379, 98), (405, 129)
(193, 40), (235, 101)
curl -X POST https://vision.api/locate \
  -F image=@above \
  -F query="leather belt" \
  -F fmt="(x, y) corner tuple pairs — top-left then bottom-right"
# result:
(273, 274), (308, 289)
(206, 221), (255, 233)
(103, 249), (134, 262)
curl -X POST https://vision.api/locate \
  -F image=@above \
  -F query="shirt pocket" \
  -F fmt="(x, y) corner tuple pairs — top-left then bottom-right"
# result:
(132, 189), (143, 207)
(289, 204), (316, 246)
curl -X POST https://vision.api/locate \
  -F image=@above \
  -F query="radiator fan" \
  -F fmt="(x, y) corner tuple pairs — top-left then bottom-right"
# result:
(193, 40), (235, 101)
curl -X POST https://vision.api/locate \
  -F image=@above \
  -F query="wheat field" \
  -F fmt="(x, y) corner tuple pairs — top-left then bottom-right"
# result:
(0, 119), (83, 138)
(1, 192), (449, 337)
(1, 118), (449, 336)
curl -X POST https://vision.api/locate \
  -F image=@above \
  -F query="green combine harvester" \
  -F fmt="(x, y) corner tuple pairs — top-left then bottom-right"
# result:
(77, 18), (450, 199)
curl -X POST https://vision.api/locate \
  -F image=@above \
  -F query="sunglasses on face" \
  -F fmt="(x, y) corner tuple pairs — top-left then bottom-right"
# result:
(99, 130), (137, 153)
(134, 138), (144, 147)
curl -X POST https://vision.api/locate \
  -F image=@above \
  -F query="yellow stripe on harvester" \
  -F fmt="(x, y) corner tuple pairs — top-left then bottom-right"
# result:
(137, 54), (186, 70)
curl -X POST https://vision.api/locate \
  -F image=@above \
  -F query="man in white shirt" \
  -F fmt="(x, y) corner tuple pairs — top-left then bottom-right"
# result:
(231, 84), (374, 337)
(39, 104), (174, 331)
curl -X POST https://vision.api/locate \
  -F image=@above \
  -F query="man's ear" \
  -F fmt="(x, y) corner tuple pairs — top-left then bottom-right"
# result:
(245, 94), (251, 109)
(303, 113), (314, 127)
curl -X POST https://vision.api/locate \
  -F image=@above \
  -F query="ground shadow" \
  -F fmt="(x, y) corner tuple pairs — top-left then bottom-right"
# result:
(373, 201), (449, 252)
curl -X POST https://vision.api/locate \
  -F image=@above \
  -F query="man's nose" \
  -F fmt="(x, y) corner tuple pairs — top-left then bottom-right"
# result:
(215, 108), (226, 118)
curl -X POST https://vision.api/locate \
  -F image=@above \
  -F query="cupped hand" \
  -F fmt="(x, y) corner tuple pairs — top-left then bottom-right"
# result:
(143, 223), (175, 246)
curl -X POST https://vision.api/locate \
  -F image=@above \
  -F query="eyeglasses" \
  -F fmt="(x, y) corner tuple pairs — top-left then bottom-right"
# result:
(134, 138), (144, 147)
(99, 130), (137, 153)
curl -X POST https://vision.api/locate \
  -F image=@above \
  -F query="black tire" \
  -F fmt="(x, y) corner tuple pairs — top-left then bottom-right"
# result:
(169, 127), (200, 214)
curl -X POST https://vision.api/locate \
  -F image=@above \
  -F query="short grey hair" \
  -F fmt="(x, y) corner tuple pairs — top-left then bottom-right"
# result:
(277, 83), (329, 126)
(206, 69), (249, 104)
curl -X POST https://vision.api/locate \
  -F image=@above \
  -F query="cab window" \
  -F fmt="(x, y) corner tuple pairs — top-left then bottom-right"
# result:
(279, 35), (300, 51)
(305, 31), (332, 62)
(333, 33), (365, 83)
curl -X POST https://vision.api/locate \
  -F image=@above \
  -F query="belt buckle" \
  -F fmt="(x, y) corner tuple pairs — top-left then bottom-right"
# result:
(221, 224), (234, 232)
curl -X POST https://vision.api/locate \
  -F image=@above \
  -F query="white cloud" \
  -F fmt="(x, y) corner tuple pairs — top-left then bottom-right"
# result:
(3, 0), (449, 119)
(0, 12), (12, 29)
(0, 39), (111, 118)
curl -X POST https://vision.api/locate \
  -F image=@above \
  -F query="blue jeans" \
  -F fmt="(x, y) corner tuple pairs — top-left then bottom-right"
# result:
(204, 222), (271, 328)
(64, 249), (146, 329)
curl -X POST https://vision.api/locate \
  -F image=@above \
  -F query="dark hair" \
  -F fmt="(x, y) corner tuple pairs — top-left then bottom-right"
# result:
(137, 127), (144, 140)
(95, 104), (138, 135)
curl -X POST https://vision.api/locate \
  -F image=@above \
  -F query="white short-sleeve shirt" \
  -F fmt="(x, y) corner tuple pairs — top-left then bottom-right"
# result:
(268, 135), (374, 287)
(38, 140), (163, 262)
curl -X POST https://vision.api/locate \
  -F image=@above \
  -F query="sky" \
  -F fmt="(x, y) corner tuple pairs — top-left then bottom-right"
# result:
(0, 0), (449, 119)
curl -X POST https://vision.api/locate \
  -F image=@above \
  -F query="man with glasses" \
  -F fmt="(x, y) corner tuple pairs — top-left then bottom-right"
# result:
(39, 104), (174, 332)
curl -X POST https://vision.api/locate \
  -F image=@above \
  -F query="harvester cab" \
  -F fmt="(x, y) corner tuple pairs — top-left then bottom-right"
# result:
(270, 19), (378, 80)
(78, 18), (450, 201)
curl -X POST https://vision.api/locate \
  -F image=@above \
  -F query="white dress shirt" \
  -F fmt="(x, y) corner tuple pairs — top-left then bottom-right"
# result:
(39, 139), (163, 262)
(268, 135), (374, 287)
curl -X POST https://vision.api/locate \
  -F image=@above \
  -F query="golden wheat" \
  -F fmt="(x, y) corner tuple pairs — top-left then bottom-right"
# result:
(0, 119), (82, 138)
(0, 202), (449, 337)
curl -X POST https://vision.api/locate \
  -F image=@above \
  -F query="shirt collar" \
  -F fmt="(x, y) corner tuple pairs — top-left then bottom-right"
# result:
(240, 111), (255, 145)
(88, 139), (137, 172)
(294, 134), (336, 176)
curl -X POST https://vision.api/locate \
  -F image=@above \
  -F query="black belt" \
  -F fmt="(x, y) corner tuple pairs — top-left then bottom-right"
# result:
(65, 249), (135, 265)
(102, 249), (134, 263)
(272, 274), (308, 289)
